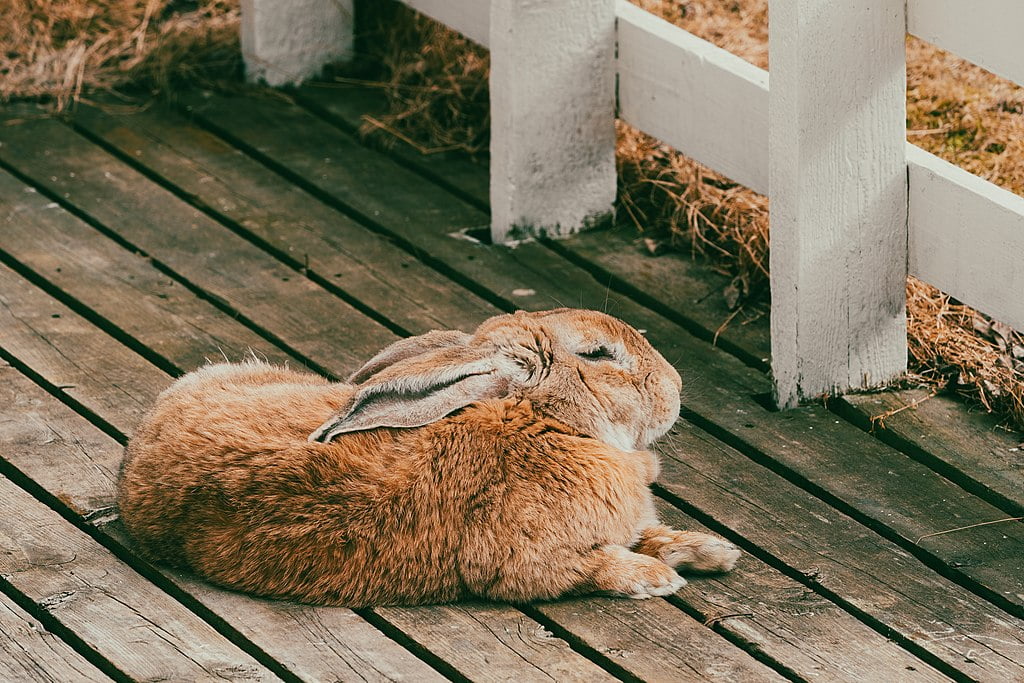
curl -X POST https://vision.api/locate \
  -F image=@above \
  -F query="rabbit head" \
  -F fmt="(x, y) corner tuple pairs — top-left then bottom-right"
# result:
(310, 309), (682, 450)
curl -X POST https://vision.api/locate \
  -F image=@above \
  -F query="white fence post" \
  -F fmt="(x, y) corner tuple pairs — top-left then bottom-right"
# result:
(489, 0), (617, 243)
(241, 0), (354, 86)
(769, 0), (908, 408)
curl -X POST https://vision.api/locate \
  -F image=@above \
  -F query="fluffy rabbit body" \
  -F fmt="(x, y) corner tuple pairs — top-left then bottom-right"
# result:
(119, 309), (739, 606)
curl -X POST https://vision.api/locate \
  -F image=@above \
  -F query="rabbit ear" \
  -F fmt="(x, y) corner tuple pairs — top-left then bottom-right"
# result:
(310, 346), (514, 442)
(347, 330), (472, 384)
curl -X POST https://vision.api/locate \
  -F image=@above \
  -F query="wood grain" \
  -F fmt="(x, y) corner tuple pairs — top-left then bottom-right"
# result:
(0, 261), (169, 439)
(0, 117), (396, 377)
(295, 84), (490, 210)
(650, 500), (948, 682)
(0, 591), (111, 683)
(376, 604), (619, 682)
(842, 389), (1024, 516)
(0, 167), (292, 373)
(70, 101), (501, 335)
(655, 420), (1024, 680)
(0, 360), (125, 522)
(0, 474), (277, 682)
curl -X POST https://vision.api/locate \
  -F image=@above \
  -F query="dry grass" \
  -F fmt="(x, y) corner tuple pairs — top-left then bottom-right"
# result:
(350, 4), (489, 158)
(362, 1), (1024, 428)
(0, 0), (240, 110)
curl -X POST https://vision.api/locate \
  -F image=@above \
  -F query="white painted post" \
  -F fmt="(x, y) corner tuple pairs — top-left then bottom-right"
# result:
(489, 0), (617, 243)
(769, 0), (908, 407)
(241, 0), (354, 86)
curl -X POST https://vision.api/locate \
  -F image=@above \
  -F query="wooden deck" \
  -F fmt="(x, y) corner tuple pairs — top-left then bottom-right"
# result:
(1, 84), (1022, 682)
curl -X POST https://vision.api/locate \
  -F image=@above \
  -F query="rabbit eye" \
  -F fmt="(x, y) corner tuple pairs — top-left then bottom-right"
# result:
(577, 346), (615, 362)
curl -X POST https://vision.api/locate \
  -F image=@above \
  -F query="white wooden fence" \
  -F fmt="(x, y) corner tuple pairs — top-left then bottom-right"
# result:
(242, 0), (1024, 409)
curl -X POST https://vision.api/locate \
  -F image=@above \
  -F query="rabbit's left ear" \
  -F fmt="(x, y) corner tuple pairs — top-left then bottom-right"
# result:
(309, 345), (517, 442)
(347, 330), (471, 383)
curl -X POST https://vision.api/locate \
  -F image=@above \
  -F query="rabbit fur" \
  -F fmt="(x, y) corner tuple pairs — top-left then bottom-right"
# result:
(119, 308), (740, 606)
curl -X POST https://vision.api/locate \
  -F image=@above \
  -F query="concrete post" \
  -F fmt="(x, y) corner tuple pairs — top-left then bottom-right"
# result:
(769, 0), (908, 407)
(241, 0), (354, 86)
(489, 0), (618, 243)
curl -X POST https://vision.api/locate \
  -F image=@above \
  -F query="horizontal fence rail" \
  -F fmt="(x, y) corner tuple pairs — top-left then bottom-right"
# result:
(242, 0), (1024, 405)
(908, 145), (1024, 331)
(908, 0), (1024, 89)
(616, 1), (769, 195)
(404, 0), (490, 48)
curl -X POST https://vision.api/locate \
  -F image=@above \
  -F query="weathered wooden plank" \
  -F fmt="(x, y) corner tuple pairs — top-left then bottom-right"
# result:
(0, 117), (396, 377)
(181, 90), (487, 239)
(532, 597), (786, 682)
(769, 0), (908, 405)
(0, 361), (124, 523)
(908, 143), (1024, 332)
(648, 500), (948, 682)
(0, 262), (170, 439)
(0, 169), (292, 373)
(681, 400), (1024, 614)
(908, 0), (1024, 88)
(375, 604), (621, 682)
(0, 591), (111, 683)
(616, 0), (768, 194)
(147, 558), (449, 683)
(655, 419), (1024, 681)
(183, 90), (704, 316)
(0, 472), (278, 682)
(841, 389), (1024, 516)
(70, 101), (501, 335)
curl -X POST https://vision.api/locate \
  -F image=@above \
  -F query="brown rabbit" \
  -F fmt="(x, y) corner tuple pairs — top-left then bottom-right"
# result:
(119, 309), (740, 606)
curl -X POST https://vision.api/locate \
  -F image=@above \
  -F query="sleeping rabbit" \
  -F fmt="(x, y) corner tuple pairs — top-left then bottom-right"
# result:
(119, 308), (740, 606)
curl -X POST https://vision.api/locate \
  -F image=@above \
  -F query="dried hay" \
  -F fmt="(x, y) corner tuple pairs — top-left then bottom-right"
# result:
(361, 0), (1024, 429)
(0, 0), (240, 111)
(350, 3), (489, 158)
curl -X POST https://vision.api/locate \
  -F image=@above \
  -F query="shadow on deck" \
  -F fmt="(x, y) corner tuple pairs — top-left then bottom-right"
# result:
(0, 84), (1022, 682)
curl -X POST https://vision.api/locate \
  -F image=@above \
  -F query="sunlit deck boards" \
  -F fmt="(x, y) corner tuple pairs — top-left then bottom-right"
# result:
(1, 85), (1022, 682)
